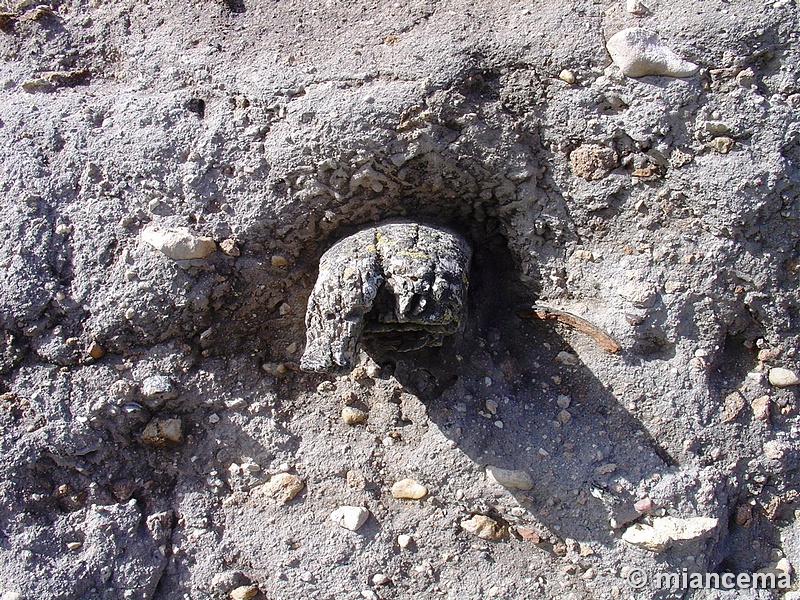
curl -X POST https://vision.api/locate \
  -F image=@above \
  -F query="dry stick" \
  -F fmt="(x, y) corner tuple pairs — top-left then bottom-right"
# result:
(518, 304), (622, 354)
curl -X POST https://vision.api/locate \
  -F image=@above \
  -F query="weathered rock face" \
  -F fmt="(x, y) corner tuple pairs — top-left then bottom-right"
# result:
(300, 222), (471, 374)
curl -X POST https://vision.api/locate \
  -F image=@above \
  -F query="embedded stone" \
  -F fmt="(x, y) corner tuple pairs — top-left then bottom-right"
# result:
(485, 466), (534, 491)
(141, 418), (184, 448)
(460, 515), (504, 541)
(621, 523), (672, 552)
(140, 375), (178, 403)
(606, 28), (699, 78)
(141, 225), (216, 260)
(301, 223), (472, 374)
(569, 144), (618, 181)
(651, 516), (718, 542)
(622, 516), (718, 552)
(251, 473), (305, 503)
(230, 586), (259, 600)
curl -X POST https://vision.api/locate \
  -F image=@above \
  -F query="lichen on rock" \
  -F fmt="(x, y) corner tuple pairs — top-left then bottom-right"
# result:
(300, 222), (472, 374)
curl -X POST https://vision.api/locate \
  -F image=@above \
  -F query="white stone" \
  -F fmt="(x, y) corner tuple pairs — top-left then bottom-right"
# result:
(230, 586), (259, 600)
(651, 515), (718, 542)
(769, 367), (800, 387)
(621, 523), (673, 552)
(1, 594), (23, 600)
(141, 225), (216, 260)
(555, 351), (580, 366)
(606, 28), (699, 78)
(763, 440), (789, 460)
(485, 465), (534, 491)
(617, 281), (657, 307)
(330, 506), (369, 531)
(460, 515), (504, 541)
(397, 534), (412, 549)
(626, 0), (648, 15)
(777, 558), (793, 574)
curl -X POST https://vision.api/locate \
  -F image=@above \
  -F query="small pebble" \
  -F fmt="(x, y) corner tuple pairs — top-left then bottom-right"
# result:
(251, 473), (304, 503)
(595, 463), (617, 475)
(556, 394), (571, 409)
(751, 395), (771, 421)
(141, 225), (216, 260)
(140, 375), (178, 402)
(769, 367), (800, 388)
(87, 341), (105, 359)
(341, 406), (368, 425)
(372, 573), (391, 586)
(220, 239), (240, 257)
(708, 136), (734, 154)
(555, 351), (580, 366)
(208, 413), (220, 424)
(271, 255), (289, 267)
(485, 465), (534, 491)
(330, 506), (369, 531)
(230, 586), (259, 600)
(721, 391), (746, 423)
(634, 497), (654, 512)
(391, 479), (428, 500)
(397, 534), (412, 549)
(360, 591), (378, 600)
(66, 541), (82, 551)
(558, 69), (576, 84)
(516, 526), (540, 542)
(141, 418), (184, 448)
(626, 0), (648, 14)
(460, 515), (504, 541)
(776, 558), (793, 574)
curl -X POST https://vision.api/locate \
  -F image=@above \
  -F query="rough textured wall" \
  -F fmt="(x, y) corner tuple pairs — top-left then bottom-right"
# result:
(0, 0), (799, 598)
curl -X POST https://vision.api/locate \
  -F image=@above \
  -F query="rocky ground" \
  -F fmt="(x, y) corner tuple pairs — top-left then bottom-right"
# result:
(0, 0), (799, 598)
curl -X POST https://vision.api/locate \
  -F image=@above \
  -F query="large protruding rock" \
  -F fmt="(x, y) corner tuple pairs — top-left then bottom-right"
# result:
(300, 222), (472, 374)
(606, 28), (699, 78)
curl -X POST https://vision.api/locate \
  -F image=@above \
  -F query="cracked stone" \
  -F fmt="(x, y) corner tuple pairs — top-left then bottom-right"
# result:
(301, 222), (471, 374)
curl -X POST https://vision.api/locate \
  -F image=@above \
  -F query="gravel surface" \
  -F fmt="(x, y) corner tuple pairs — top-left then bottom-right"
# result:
(0, 0), (799, 598)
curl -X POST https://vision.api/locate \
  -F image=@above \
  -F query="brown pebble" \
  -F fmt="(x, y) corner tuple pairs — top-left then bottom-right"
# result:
(87, 341), (106, 359)
(141, 418), (184, 448)
(516, 526), (541, 543)
(751, 395), (770, 421)
(271, 255), (289, 267)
